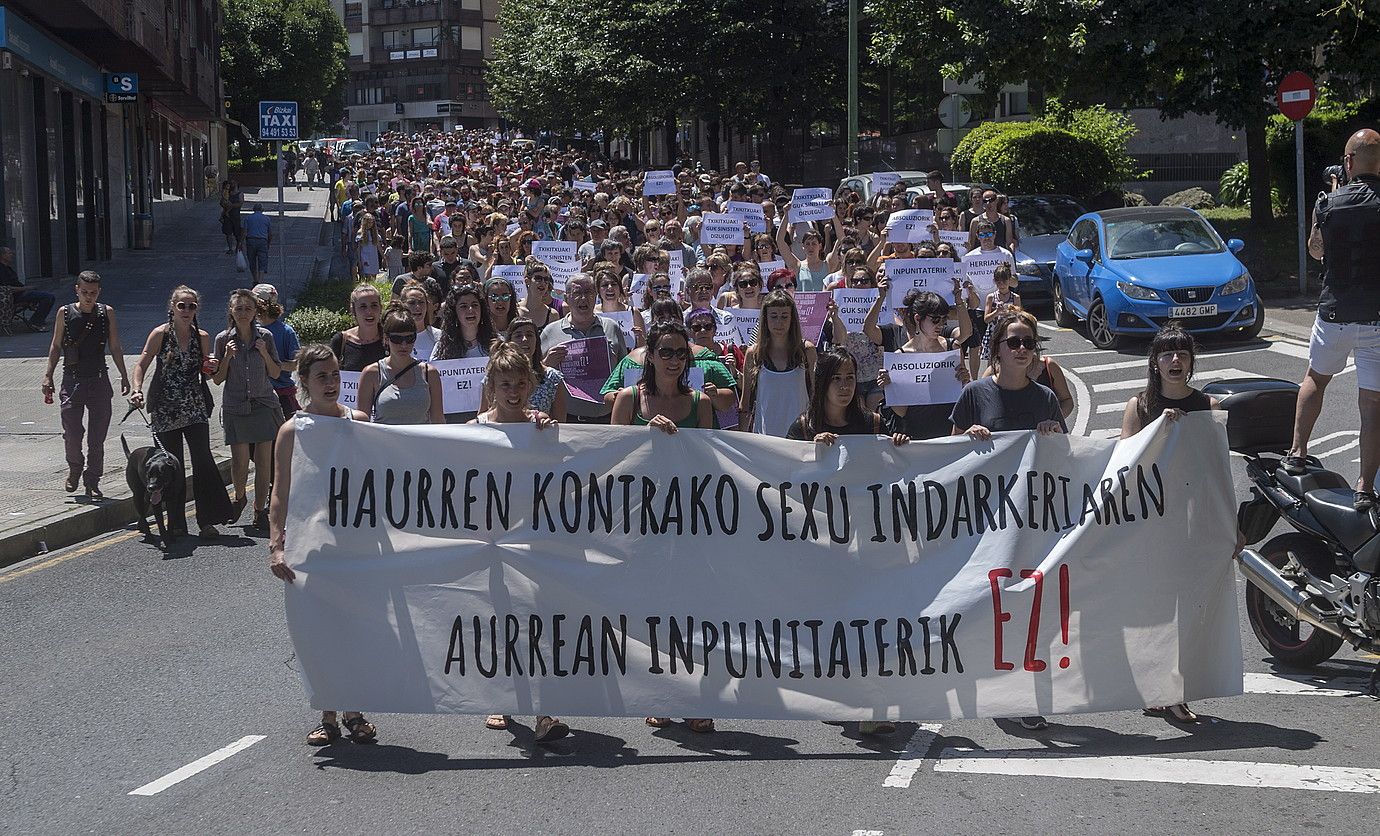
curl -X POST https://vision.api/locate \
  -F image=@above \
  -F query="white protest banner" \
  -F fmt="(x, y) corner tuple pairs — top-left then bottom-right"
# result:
(573, 179), (598, 193)
(886, 209), (936, 244)
(546, 260), (580, 297)
(430, 357), (489, 414)
(701, 213), (745, 246)
(789, 187), (835, 223)
(732, 306), (760, 344)
(833, 288), (879, 333)
(284, 412), (1242, 719)
(533, 240), (577, 264)
(602, 310), (636, 348)
(883, 349), (965, 407)
(667, 251), (686, 286)
(629, 273), (650, 300)
(886, 258), (961, 309)
(870, 171), (901, 194)
(643, 170), (677, 196)
(726, 201), (767, 234)
(622, 365), (704, 391)
(963, 248), (1015, 298)
(938, 229), (970, 251)
(505, 222), (520, 237)
(714, 315), (742, 346)
(490, 265), (527, 301)
(337, 371), (361, 411)
(757, 259), (786, 277)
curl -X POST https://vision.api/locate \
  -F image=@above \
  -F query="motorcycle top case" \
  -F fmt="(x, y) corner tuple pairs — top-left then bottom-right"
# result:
(1201, 378), (1299, 454)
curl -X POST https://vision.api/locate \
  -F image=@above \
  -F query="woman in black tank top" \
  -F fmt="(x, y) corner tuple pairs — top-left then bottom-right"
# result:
(1118, 324), (1221, 725)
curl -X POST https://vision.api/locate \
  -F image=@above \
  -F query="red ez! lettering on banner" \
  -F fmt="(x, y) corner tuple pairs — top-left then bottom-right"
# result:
(988, 565), (1073, 672)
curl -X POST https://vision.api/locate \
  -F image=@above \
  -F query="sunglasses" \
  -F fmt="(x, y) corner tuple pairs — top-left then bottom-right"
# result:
(487, 293), (513, 302)
(775, 282), (797, 290)
(387, 332), (418, 344)
(737, 279), (761, 289)
(651, 285), (672, 293)
(175, 301), (199, 311)
(978, 231), (995, 238)
(441, 243), (457, 249)
(1002, 336), (1039, 351)
(656, 347), (691, 360)
(919, 314), (946, 325)
(688, 283), (713, 293)
(688, 322), (716, 332)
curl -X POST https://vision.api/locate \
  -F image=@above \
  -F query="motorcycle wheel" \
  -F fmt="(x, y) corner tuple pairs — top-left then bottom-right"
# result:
(1245, 533), (1345, 668)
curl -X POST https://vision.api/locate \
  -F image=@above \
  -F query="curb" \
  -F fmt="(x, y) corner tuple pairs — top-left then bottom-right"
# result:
(0, 457), (234, 570)
(1261, 317), (1312, 344)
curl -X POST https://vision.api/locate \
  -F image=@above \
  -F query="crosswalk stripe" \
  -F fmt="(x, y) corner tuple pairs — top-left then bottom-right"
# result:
(933, 749), (1380, 793)
(882, 723), (942, 788)
(1091, 368), (1252, 393)
(1072, 357), (1153, 374)
(1095, 402), (1125, 414)
(1243, 672), (1372, 697)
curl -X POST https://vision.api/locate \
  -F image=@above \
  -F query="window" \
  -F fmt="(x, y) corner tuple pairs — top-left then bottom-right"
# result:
(460, 0), (480, 9)
(382, 29), (406, 48)
(460, 25), (481, 51)
(412, 26), (439, 46)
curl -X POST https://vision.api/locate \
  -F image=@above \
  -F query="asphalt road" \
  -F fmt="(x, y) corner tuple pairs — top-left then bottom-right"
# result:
(1, 321), (1376, 836)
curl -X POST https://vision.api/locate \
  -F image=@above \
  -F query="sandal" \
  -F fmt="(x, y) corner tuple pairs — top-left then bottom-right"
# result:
(306, 721), (341, 746)
(342, 714), (377, 743)
(1167, 703), (1199, 723)
(645, 717), (673, 728)
(534, 715), (569, 742)
(485, 714), (510, 730)
(64, 472), (80, 492)
(685, 718), (716, 734)
(86, 485), (103, 500)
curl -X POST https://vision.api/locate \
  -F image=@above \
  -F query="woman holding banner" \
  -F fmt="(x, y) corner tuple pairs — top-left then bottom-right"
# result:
(787, 344), (909, 447)
(267, 343), (378, 746)
(741, 290), (816, 437)
(594, 261), (645, 347)
(951, 311), (1065, 732)
(602, 301), (735, 413)
(489, 317), (567, 421)
(875, 285), (972, 439)
(470, 341), (570, 742)
(980, 311), (1075, 419)
(356, 306), (444, 426)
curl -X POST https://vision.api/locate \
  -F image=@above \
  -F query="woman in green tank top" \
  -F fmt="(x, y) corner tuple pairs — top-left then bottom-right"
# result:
(611, 320), (713, 433)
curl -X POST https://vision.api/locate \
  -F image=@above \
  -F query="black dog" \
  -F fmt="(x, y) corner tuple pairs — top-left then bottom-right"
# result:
(123, 435), (182, 542)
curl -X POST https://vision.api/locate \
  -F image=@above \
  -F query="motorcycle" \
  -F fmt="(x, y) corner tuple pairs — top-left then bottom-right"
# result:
(1205, 379), (1380, 688)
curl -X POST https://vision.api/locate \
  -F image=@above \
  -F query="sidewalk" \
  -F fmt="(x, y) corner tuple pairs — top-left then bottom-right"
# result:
(0, 185), (335, 566)
(1261, 295), (1319, 344)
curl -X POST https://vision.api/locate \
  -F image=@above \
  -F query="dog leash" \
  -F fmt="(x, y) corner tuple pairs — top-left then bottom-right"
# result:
(120, 403), (167, 454)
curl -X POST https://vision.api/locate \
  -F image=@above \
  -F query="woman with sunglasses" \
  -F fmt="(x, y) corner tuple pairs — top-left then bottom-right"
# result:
(875, 284), (972, 439)
(601, 301), (736, 412)
(705, 253), (734, 294)
(741, 290), (816, 437)
(356, 305), (444, 426)
(766, 266), (798, 298)
(638, 271), (677, 314)
(824, 248), (869, 291)
(398, 281), (442, 361)
(594, 261), (645, 347)
(518, 260), (562, 331)
(950, 310), (1064, 734)
(719, 265), (764, 312)
(483, 275), (518, 336)
(750, 234), (778, 265)
(684, 307), (743, 410)
(128, 286), (236, 538)
(830, 267), (886, 411)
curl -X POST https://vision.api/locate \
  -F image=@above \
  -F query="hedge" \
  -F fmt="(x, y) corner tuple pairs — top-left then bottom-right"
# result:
(950, 121), (1041, 180)
(1265, 97), (1380, 208)
(968, 126), (1114, 198)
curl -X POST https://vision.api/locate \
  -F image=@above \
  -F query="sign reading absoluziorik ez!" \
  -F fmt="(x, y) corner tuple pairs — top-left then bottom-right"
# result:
(258, 101), (299, 141)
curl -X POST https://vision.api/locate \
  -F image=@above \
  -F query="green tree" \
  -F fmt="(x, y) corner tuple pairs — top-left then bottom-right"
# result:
(221, 0), (348, 154)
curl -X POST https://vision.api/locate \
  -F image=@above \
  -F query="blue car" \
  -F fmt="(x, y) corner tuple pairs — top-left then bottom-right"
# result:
(1052, 206), (1264, 350)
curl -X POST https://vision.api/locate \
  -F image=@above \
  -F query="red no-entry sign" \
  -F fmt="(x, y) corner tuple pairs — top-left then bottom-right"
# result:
(1278, 72), (1317, 121)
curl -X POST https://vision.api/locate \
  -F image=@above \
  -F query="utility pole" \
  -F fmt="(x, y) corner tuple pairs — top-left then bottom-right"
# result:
(847, 0), (859, 176)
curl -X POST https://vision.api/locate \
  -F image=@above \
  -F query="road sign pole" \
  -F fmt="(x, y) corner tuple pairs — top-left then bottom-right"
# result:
(1295, 121), (1306, 296)
(846, 0), (858, 177)
(277, 140), (286, 282)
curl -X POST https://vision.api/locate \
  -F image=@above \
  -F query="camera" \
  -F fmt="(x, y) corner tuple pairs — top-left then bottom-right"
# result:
(1324, 162), (1346, 188)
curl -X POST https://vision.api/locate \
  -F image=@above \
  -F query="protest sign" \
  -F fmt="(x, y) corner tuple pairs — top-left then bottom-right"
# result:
(601, 310), (636, 348)
(789, 188), (835, 223)
(885, 209), (936, 244)
(667, 251), (686, 286)
(726, 201), (767, 234)
(430, 357), (489, 414)
(546, 260), (580, 297)
(870, 172), (900, 194)
(756, 259), (786, 278)
(629, 273), (650, 300)
(558, 336), (611, 402)
(533, 240), (577, 264)
(732, 307), (760, 345)
(938, 229), (970, 251)
(701, 213), (745, 246)
(643, 170), (677, 196)
(833, 288), (879, 333)
(505, 222), (520, 237)
(573, 179), (598, 193)
(714, 315), (741, 346)
(794, 291), (832, 343)
(883, 350), (965, 407)
(490, 265), (527, 301)
(284, 412), (1242, 719)
(963, 249), (1015, 298)
(338, 371), (361, 411)
(886, 258), (962, 309)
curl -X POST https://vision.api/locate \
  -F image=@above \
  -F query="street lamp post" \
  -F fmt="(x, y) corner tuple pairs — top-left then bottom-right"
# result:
(847, 0), (859, 177)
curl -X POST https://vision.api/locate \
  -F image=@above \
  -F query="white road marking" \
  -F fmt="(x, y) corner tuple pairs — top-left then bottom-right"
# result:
(1066, 368), (1092, 437)
(1264, 339), (1312, 361)
(128, 735), (267, 796)
(882, 723), (943, 788)
(852, 830), (885, 835)
(1091, 368), (1253, 393)
(1308, 430), (1359, 448)
(933, 749), (1380, 793)
(1096, 402), (1125, 414)
(1072, 357), (1154, 374)
(1316, 438), (1361, 460)
(1243, 672), (1373, 697)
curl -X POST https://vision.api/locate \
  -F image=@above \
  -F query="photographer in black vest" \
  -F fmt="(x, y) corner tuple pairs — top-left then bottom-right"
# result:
(1285, 128), (1380, 510)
